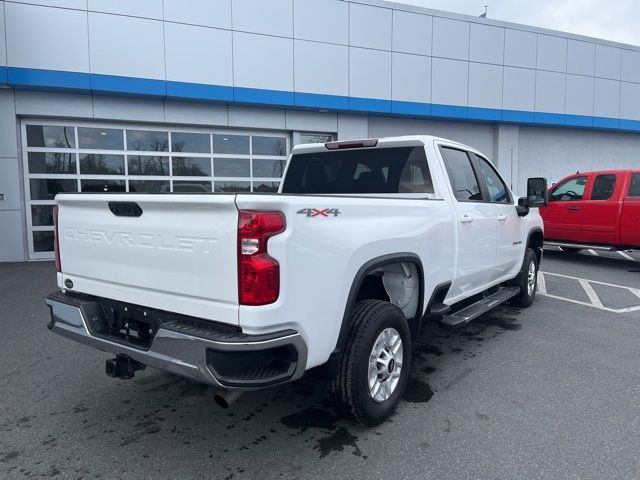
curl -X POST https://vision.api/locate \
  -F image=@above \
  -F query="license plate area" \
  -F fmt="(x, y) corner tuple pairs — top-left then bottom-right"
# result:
(85, 299), (163, 350)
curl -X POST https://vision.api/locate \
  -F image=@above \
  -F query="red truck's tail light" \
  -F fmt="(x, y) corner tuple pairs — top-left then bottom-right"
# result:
(238, 210), (285, 305)
(53, 205), (61, 272)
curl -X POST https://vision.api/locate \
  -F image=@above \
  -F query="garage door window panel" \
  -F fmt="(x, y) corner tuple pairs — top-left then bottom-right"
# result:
(172, 157), (211, 177)
(127, 156), (170, 176)
(28, 152), (77, 174)
(171, 132), (210, 154)
(126, 130), (169, 152)
(80, 154), (125, 175)
(78, 127), (123, 150)
(26, 125), (75, 149)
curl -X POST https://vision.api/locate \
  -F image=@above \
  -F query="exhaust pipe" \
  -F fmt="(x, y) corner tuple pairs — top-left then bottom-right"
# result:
(213, 389), (243, 409)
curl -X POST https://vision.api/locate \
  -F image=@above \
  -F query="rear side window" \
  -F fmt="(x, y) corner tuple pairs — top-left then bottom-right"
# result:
(590, 174), (616, 200)
(281, 146), (433, 194)
(440, 147), (482, 202)
(550, 176), (587, 201)
(629, 174), (640, 197)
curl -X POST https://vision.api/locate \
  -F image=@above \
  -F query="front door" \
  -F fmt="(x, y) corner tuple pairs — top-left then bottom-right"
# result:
(472, 154), (523, 280)
(621, 173), (640, 247)
(543, 175), (588, 241)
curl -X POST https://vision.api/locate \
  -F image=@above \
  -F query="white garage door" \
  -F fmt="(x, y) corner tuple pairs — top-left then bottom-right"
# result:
(21, 120), (289, 259)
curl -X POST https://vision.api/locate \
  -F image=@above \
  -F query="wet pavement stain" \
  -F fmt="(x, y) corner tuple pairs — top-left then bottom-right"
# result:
(0, 450), (20, 463)
(316, 427), (362, 458)
(403, 377), (435, 403)
(279, 407), (339, 433)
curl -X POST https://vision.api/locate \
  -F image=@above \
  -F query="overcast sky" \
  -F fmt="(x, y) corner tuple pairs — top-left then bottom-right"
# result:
(397, 0), (640, 46)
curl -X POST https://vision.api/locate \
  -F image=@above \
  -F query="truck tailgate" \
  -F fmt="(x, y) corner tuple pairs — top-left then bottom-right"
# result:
(56, 194), (239, 325)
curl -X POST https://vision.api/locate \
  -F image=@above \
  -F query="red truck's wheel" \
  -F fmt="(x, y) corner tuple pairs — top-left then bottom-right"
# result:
(328, 300), (412, 426)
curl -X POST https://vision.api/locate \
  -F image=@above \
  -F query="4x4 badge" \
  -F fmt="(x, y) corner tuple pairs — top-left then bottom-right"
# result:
(297, 208), (341, 217)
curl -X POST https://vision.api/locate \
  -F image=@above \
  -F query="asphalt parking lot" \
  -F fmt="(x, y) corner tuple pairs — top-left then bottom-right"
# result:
(1, 251), (639, 480)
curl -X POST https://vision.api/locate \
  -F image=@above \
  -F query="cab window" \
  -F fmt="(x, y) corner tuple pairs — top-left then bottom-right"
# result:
(550, 176), (588, 201)
(590, 174), (616, 200)
(440, 147), (482, 202)
(474, 155), (511, 203)
(628, 174), (640, 197)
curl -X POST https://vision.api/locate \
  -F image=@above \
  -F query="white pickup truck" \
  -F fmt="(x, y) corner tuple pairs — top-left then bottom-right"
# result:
(46, 135), (546, 426)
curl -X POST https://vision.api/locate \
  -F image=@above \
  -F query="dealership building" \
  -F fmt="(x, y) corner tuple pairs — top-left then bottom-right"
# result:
(2, 0), (640, 262)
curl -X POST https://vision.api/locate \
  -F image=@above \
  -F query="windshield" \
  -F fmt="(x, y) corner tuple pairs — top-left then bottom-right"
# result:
(281, 146), (433, 195)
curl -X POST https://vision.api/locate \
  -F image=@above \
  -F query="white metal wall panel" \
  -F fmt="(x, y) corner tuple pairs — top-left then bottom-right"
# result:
(502, 67), (535, 112)
(594, 78), (621, 118)
(504, 29), (537, 69)
(566, 40), (595, 76)
(620, 82), (640, 121)
(294, 40), (348, 96)
(0, 211), (25, 262)
(89, 13), (165, 79)
(232, 0), (293, 38)
(10, 0), (87, 9)
(15, 91), (94, 118)
(621, 49), (640, 83)
(0, 157), (21, 211)
(535, 70), (566, 114)
(595, 44), (621, 80)
(163, 0), (232, 29)
(0, 2), (6, 67)
(349, 3), (391, 51)
(431, 57), (468, 106)
(536, 34), (567, 73)
(293, 0), (348, 44)
(469, 23), (504, 65)
(233, 32), (293, 91)
(432, 17), (469, 61)
(164, 101), (228, 126)
(165, 23), (233, 86)
(92, 96), (165, 122)
(391, 53), (430, 103)
(285, 110), (337, 132)
(391, 10), (431, 56)
(349, 47), (391, 100)
(565, 74), (594, 116)
(6, 3), (89, 72)
(228, 105), (286, 129)
(0, 91), (17, 157)
(468, 62), (503, 109)
(88, 0), (162, 19)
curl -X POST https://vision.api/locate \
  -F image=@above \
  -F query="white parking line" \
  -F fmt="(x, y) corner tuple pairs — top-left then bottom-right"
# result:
(578, 278), (604, 308)
(617, 251), (636, 261)
(587, 249), (599, 256)
(538, 271), (640, 314)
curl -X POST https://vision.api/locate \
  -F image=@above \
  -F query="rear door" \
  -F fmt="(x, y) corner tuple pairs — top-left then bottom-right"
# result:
(543, 175), (589, 241)
(621, 172), (640, 247)
(471, 154), (523, 280)
(581, 173), (621, 245)
(439, 146), (497, 297)
(56, 193), (239, 324)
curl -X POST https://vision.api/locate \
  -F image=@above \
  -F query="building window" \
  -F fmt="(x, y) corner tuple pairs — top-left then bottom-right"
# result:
(22, 121), (289, 259)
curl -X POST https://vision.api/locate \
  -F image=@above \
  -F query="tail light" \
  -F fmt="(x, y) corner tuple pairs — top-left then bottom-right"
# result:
(53, 205), (61, 272)
(238, 210), (285, 305)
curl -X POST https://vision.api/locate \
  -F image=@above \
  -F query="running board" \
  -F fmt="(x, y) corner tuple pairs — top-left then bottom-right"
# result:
(544, 241), (618, 252)
(441, 287), (520, 326)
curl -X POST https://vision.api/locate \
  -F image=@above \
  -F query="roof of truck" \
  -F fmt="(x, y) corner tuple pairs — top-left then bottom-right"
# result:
(291, 135), (481, 156)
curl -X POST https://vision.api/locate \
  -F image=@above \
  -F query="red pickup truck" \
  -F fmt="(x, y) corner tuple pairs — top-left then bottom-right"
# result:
(539, 170), (640, 252)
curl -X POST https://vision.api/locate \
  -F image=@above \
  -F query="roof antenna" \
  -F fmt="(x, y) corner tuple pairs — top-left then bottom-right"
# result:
(479, 5), (487, 18)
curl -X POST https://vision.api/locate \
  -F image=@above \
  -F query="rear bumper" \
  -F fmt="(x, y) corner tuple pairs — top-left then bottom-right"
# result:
(46, 291), (307, 390)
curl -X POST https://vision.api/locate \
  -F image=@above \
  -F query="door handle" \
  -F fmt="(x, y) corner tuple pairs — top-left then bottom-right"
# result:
(497, 215), (507, 222)
(567, 206), (580, 211)
(460, 215), (474, 224)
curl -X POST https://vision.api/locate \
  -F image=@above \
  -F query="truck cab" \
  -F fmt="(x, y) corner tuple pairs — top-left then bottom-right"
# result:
(540, 170), (640, 250)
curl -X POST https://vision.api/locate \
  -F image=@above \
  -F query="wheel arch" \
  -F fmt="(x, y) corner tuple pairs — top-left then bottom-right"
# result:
(331, 253), (425, 358)
(527, 227), (544, 265)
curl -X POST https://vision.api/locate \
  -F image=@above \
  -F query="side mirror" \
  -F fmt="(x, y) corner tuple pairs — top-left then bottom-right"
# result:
(526, 177), (548, 207)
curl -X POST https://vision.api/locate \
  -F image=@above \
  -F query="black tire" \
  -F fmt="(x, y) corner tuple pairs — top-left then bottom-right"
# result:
(328, 300), (412, 426)
(559, 246), (582, 253)
(510, 248), (539, 307)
